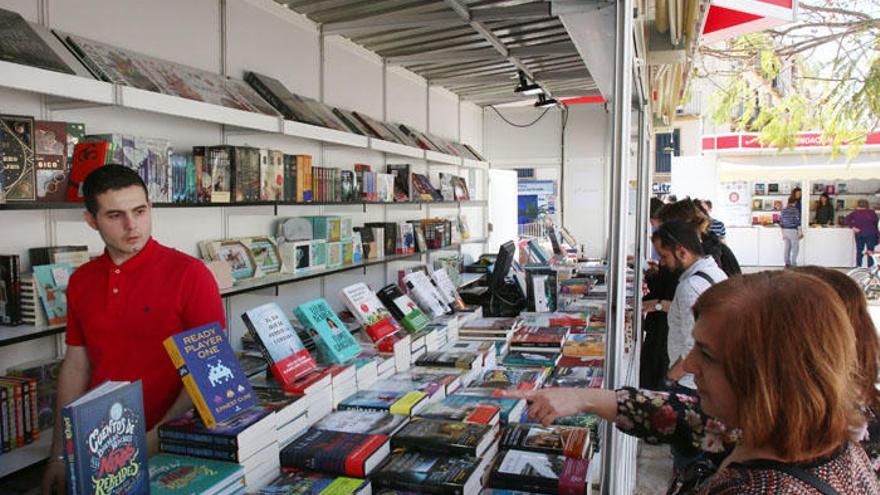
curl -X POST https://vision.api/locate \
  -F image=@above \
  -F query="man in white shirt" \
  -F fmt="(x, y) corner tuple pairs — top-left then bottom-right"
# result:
(652, 220), (728, 390)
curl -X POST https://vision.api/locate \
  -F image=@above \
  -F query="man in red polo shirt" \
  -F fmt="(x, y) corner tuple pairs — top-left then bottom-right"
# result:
(42, 165), (225, 494)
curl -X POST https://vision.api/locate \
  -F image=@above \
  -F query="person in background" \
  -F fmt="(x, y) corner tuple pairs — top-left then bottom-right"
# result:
(780, 197), (803, 267)
(845, 199), (880, 268)
(657, 199), (741, 277)
(815, 192), (835, 226)
(700, 200), (726, 242)
(789, 186), (803, 208)
(665, 194), (678, 204)
(651, 220), (727, 472)
(503, 271), (879, 494)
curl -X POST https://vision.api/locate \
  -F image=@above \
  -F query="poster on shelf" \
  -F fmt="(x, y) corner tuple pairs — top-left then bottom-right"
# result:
(517, 180), (556, 225)
(718, 181), (752, 227)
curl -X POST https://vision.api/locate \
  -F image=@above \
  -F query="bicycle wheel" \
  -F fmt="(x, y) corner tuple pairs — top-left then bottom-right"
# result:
(847, 268), (874, 291)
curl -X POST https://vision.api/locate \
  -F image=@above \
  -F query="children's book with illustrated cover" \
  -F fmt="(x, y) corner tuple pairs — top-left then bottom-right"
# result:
(148, 453), (244, 495)
(163, 323), (257, 428)
(61, 380), (149, 495)
(32, 263), (73, 325)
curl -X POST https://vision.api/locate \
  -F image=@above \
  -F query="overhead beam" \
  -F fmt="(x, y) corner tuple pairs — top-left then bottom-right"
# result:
(386, 48), (501, 65)
(469, 3), (552, 21)
(509, 42), (577, 58)
(441, 0), (558, 101)
(532, 68), (591, 80)
(323, 12), (463, 36)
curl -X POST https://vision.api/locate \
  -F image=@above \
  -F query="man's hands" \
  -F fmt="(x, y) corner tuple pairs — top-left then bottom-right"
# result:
(147, 428), (160, 456)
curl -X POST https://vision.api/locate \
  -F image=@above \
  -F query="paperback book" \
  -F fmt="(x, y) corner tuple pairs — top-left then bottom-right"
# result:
(241, 302), (317, 387)
(488, 449), (590, 495)
(500, 424), (592, 459)
(148, 453), (244, 495)
(163, 323), (258, 428)
(312, 409), (408, 436)
(336, 389), (428, 416)
(376, 283), (430, 334)
(258, 469), (370, 495)
(372, 449), (489, 495)
(279, 428), (390, 477)
(391, 417), (498, 457)
(339, 282), (400, 343)
(294, 299), (362, 364)
(32, 263), (72, 325)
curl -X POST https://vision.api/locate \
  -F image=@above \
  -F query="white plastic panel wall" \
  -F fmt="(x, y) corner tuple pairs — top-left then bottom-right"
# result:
(387, 66), (428, 132)
(484, 106), (563, 162)
(459, 102), (484, 153)
(428, 86), (459, 140)
(323, 35), (383, 119)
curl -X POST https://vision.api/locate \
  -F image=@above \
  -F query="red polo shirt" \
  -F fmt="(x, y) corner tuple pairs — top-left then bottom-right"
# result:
(65, 238), (225, 430)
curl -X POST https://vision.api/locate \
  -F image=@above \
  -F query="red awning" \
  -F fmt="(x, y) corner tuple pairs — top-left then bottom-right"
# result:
(702, 0), (797, 43)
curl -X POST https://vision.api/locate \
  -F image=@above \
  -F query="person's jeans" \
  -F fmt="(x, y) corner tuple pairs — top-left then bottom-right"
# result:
(782, 228), (800, 266)
(856, 234), (878, 267)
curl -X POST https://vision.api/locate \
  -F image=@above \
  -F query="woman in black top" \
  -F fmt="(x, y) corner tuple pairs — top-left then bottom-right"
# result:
(815, 193), (835, 225)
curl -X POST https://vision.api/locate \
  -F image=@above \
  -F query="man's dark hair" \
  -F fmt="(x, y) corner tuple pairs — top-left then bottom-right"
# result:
(704, 199), (713, 209)
(82, 165), (149, 215)
(650, 197), (665, 220)
(652, 219), (704, 256)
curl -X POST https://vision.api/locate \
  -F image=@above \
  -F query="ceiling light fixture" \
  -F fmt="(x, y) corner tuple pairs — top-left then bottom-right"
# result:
(514, 71), (543, 96)
(534, 93), (558, 108)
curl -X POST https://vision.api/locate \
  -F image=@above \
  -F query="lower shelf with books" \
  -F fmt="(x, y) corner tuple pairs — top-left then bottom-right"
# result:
(0, 432), (52, 478)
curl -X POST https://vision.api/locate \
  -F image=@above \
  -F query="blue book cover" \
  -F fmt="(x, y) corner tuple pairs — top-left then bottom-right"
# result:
(32, 263), (73, 325)
(293, 299), (362, 364)
(149, 453), (243, 495)
(61, 380), (149, 495)
(440, 394), (525, 424)
(163, 323), (257, 428)
(157, 407), (270, 448)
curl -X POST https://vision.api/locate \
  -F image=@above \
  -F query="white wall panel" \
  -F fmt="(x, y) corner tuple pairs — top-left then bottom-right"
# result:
(152, 207), (222, 258)
(429, 86), (459, 140)
(323, 36), (382, 117)
(484, 106), (562, 162)
(0, 87), (42, 117)
(225, 0), (320, 98)
(49, 0), (221, 73)
(460, 102), (483, 152)
(0, 210), (48, 271)
(387, 67), (427, 131)
(0, 0), (38, 21)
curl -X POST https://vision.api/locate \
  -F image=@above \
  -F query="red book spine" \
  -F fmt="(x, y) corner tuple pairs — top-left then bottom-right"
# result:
(465, 405), (500, 425)
(558, 457), (590, 495)
(344, 434), (388, 477)
(10, 381), (24, 447)
(66, 142), (110, 202)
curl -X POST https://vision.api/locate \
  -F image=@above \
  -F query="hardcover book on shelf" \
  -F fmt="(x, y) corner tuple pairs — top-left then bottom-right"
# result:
(0, 8), (76, 74)
(500, 424), (592, 459)
(61, 33), (278, 116)
(332, 107), (371, 136)
(403, 270), (451, 318)
(293, 299), (362, 364)
(32, 263), (73, 325)
(438, 173), (456, 201)
(454, 176), (471, 200)
(372, 448), (491, 495)
(488, 449), (590, 495)
(411, 173), (442, 201)
(200, 239), (257, 280)
(386, 163), (411, 201)
(0, 254), (22, 326)
(279, 428), (390, 478)
(502, 351), (561, 368)
(61, 381), (149, 495)
(1, 115), (36, 201)
(463, 143), (486, 161)
(206, 146), (233, 203)
(259, 149), (284, 201)
(312, 409), (408, 436)
(376, 283), (430, 334)
(258, 469), (370, 495)
(241, 302), (318, 387)
(33, 120), (73, 202)
(244, 71), (325, 126)
(376, 172), (395, 202)
(148, 453), (244, 495)
(352, 111), (398, 143)
(340, 282), (401, 343)
(163, 322), (258, 428)
(391, 417), (498, 457)
(245, 236), (282, 275)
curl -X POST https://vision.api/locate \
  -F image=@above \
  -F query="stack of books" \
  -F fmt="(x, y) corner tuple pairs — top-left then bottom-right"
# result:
(149, 454), (245, 495)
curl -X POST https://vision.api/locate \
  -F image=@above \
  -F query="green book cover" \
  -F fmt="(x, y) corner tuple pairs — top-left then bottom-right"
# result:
(149, 453), (243, 494)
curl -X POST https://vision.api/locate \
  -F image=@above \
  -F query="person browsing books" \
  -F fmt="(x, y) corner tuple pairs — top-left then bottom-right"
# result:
(844, 199), (880, 268)
(501, 271), (880, 494)
(42, 165), (225, 495)
(780, 197), (803, 267)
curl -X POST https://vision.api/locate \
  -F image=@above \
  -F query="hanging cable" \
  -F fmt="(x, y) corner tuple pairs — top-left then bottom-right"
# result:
(488, 104), (553, 128)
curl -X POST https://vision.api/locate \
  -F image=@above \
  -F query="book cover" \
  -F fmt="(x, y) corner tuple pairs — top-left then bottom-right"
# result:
(475, 368), (546, 390)
(232, 146), (260, 202)
(295, 155), (312, 203)
(502, 351), (560, 368)
(546, 366), (604, 389)
(206, 146), (232, 203)
(417, 400), (500, 426)
(1, 115), (36, 201)
(148, 453), (243, 495)
(340, 282), (400, 343)
(279, 428), (390, 478)
(386, 163), (411, 201)
(415, 350), (477, 370)
(260, 468), (369, 495)
(312, 409), (408, 436)
(244, 71), (323, 126)
(0, 8), (74, 74)
(33, 120), (70, 202)
(403, 271), (450, 318)
(391, 417), (496, 457)
(163, 323), (258, 428)
(242, 302), (317, 387)
(293, 299), (362, 364)
(511, 326), (569, 348)
(411, 173), (442, 201)
(438, 394), (525, 424)
(61, 381), (149, 495)
(0, 255), (22, 326)
(372, 449), (485, 495)
(489, 449), (589, 495)
(32, 263), (73, 325)
(337, 390), (427, 416)
(376, 284), (429, 334)
(438, 173), (455, 201)
(500, 424), (591, 459)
